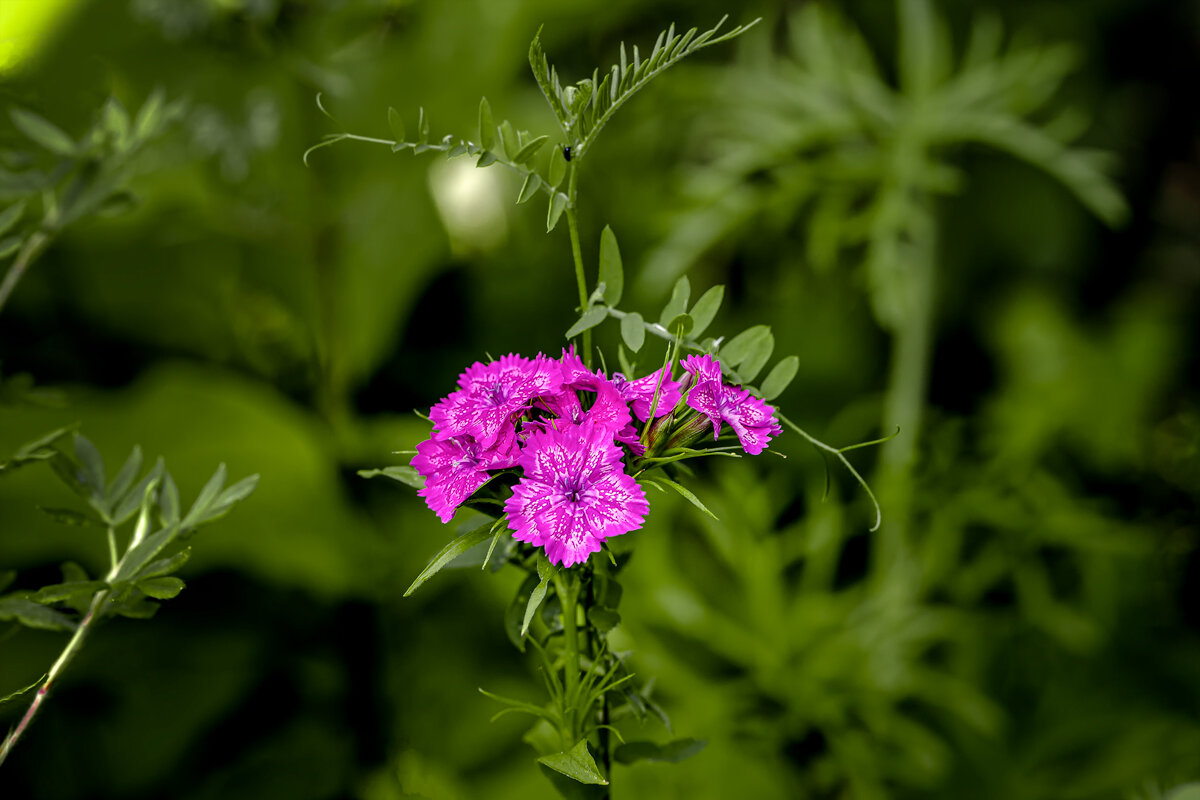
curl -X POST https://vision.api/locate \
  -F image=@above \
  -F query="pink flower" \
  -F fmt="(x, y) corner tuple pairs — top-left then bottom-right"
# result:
(682, 354), (782, 455)
(539, 348), (632, 436)
(430, 354), (562, 450)
(612, 367), (682, 422)
(412, 435), (518, 523)
(504, 422), (648, 567)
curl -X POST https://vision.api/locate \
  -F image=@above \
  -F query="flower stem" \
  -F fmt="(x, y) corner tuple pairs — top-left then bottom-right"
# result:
(564, 164), (591, 369)
(0, 231), (51, 321)
(554, 570), (581, 742)
(0, 589), (108, 768)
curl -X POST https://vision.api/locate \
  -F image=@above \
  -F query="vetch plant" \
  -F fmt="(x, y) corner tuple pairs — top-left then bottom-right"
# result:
(0, 427), (258, 768)
(318, 16), (889, 796)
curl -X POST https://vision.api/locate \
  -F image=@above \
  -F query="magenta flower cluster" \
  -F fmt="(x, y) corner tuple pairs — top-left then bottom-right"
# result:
(412, 349), (781, 567)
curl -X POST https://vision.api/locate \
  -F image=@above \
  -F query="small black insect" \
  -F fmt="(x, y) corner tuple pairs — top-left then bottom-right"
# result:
(563, 145), (573, 162)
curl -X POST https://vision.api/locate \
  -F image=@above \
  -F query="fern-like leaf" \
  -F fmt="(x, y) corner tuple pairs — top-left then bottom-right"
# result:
(529, 16), (760, 160)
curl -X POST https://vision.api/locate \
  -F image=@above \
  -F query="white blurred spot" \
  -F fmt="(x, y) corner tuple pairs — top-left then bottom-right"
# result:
(427, 157), (508, 255)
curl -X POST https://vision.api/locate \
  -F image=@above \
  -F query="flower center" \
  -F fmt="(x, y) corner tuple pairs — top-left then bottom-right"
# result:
(486, 383), (508, 406)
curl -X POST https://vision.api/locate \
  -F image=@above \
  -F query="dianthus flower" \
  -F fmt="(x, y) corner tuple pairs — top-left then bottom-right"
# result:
(412, 434), (518, 523)
(681, 354), (782, 455)
(430, 354), (561, 450)
(538, 348), (632, 436)
(504, 421), (648, 567)
(612, 367), (682, 422)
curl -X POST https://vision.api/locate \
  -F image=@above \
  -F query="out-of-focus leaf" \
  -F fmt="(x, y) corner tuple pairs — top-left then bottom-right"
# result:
(358, 465), (424, 489)
(0, 595), (76, 631)
(758, 356), (799, 401)
(720, 325), (771, 367)
(687, 285), (724, 338)
(614, 737), (706, 764)
(565, 306), (607, 339)
(0, 200), (25, 237)
(658, 276), (690, 327)
(388, 106), (406, 142)
(10, 107), (76, 156)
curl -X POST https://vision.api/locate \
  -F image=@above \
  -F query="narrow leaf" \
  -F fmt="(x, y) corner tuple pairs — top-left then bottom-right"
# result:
(0, 200), (25, 238)
(404, 526), (496, 597)
(32, 581), (106, 605)
(476, 150), (497, 168)
(36, 507), (100, 527)
(10, 108), (76, 155)
(1, 673), (45, 707)
(138, 548), (191, 580)
(506, 572), (540, 651)
(514, 134), (549, 164)
(498, 120), (519, 161)
(106, 446), (143, 508)
(565, 306), (607, 339)
(758, 356), (799, 401)
(688, 285), (724, 338)
(387, 106), (406, 141)
(537, 740), (609, 785)
(644, 476), (718, 520)
(358, 465), (424, 489)
(658, 276), (691, 327)
(598, 225), (623, 305)
(521, 577), (550, 637)
(73, 434), (105, 500)
(113, 459), (164, 526)
(620, 312), (645, 353)
(112, 524), (180, 582)
(182, 464), (226, 529)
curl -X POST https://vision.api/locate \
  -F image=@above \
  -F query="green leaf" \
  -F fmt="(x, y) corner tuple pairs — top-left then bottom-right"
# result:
(158, 470), (180, 526)
(132, 89), (164, 141)
(758, 356), (799, 401)
(587, 606), (620, 633)
(112, 458), (164, 526)
(31, 581), (106, 605)
(617, 344), (636, 378)
(73, 434), (106, 500)
(137, 576), (184, 600)
(404, 526), (496, 597)
(620, 312), (645, 353)
(476, 150), (497, 168)
(643, 476), (718, 520)
(546, 192), (568, 232)
(181, 464), (225, 529)
(565, 306), (607, 339)
(666, 312), (693, 338)
(0, 200), (25, 237)
(0, 236), (21, 260)
(688, 285), (724, 338)
(736, 330), (774, 383)
(112, 524), (180, 582)
(106, 445), (143, 508)
(478, 97), (495, 151)
(1, 673), (45, 707)
(417, 106), (430, 144)
(517, 172), (543, 204)
(387, 106), (406, 141)
(479, 687), (555, 722)
(102, 97), (130, 147)
(614, 737), (706, 765)
(537, 740), (609, 785)
(36, 507), (100, 527)
(658, 276), (690, 327)
(506, 572), (540, 651)
(197, 474), (258, 526)
(111, 596), (159, 620)
(1, 425), (74, 472)
(514, 134), (549, 164)
(720, 325), (771, 367)
(498, 120), (519, 161)
(547, 146), (567, 188)
(522, 575), (551, 638)
(0, 596), (76, 631)
(358, 465), (424, 489)
(10, 107), (76, 156)
(598, 225), (623, 305)
(138, 549), (191, 580)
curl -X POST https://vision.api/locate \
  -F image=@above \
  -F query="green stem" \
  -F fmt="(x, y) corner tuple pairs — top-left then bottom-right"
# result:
(0, 231), (51, 321)
(564, 164), (591, 369)
(553, 570), (581, 742)
(0, 589), (107, 768)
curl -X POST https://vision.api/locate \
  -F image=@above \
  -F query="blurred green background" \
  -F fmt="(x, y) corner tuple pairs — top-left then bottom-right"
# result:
(1, 0), (1198, 798)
